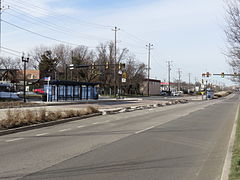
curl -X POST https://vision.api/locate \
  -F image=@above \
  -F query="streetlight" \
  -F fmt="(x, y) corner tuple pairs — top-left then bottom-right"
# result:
(22, 53), (29, 103)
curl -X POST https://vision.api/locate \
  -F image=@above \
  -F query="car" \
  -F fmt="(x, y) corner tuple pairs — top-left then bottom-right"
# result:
(33, 89), (45, 94)
(172, 91), (182, 96)
(160, 91), (169, 96)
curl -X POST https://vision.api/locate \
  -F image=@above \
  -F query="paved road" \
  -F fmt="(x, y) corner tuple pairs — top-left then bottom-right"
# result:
(0, 94), (238, 180)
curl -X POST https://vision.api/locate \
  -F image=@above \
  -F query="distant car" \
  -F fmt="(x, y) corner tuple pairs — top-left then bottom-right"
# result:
(160, 91), (168, 96)
(172, 91), (182, 96)
(33, 89), (44, 94)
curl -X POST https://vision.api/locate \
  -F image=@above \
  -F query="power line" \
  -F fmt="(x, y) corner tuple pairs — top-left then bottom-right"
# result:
(1, 49), (20, 56)
(2, 19), (92, 47)
(6, 0), (113, 29)
(6, 8), (110, 41)
(121, 29), (147, 43)
(1, 46), (21, 53)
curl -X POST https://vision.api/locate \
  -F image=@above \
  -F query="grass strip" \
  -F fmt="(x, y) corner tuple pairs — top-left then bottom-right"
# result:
(0, 106), (99, 129)
(229, 107), (240, 180)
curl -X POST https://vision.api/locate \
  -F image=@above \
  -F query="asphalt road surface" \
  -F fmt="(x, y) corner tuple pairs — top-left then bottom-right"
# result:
(0, 93), (239, 180)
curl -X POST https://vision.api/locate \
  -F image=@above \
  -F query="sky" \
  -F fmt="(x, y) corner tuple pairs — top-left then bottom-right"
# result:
(1, 0), (236, 86)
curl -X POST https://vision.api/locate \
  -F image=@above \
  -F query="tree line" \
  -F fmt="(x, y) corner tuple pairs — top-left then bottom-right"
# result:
(0, 41), (147, 95)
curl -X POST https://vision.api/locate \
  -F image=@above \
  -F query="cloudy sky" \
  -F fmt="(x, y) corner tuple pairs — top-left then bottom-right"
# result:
(1, 0), (234, 85)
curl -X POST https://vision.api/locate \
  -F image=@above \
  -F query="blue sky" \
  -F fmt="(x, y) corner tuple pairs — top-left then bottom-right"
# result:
(1, 0), (235, 86)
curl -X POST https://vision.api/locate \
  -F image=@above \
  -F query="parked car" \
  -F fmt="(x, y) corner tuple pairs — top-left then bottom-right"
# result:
(33, 89), (44, 94)
(160, 91), (169, 96)
(172, 91), (183, 96)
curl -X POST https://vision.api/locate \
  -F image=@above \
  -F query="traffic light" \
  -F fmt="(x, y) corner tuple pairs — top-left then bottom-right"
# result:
(221, 72), (225, 78)
(91, 63), (95, 70)
(105, 62), (109, 69)
(202, 79), (204, 84)
(206, 72), (210, 77)
(118, 63), (126, 70)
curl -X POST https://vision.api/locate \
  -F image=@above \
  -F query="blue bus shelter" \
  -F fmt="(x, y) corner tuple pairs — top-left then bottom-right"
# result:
(44, 80), (99, 101)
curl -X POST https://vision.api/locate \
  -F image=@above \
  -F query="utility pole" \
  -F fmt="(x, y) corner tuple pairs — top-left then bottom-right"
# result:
(22, 53), (29, 103)
(167, 61), (172, 94)
(177, 68), (182, 91)
(112, 26), (120, 97)
(188, 73), (191, 92)
(146, 43), (153, 96)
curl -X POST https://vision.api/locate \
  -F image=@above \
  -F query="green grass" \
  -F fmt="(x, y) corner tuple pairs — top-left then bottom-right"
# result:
(229, 107), (240, 180)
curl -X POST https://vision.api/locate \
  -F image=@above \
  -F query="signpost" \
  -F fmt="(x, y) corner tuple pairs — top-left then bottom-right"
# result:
(44, 77), (51, 102)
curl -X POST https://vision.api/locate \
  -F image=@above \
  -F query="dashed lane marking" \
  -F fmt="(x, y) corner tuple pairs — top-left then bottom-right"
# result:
(135, 126), (155, 134)
(5, 138), (24, 142)
(77, 125), (86, 128)
(59, 128), (71, 132)
(36, 133), (49, 137)
(92, 122), (102, 125)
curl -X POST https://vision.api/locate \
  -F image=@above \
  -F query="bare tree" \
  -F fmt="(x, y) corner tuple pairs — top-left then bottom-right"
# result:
(0, 57), (21, 82)
(225, 0), (240, 81)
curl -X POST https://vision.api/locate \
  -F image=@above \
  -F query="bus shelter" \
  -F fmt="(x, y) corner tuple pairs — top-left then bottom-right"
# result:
(43, 80), (99, 102)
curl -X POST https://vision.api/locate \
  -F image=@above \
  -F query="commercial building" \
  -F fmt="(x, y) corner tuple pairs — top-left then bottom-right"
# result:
(140, 79), (161, 95)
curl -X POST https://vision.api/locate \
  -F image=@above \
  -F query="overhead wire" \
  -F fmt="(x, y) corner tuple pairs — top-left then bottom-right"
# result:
(5, 0), (113, 29)
(1, 46), (22, 54)
(2, 19), (97, 47)
(1, 49), (20, 57)
(6, 8), (111, 41)
(3, 0), (154, 61)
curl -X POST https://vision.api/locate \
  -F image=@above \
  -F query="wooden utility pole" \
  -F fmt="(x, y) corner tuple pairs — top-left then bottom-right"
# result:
(146, 43), (153, 96)
(113, 26), (120, 97)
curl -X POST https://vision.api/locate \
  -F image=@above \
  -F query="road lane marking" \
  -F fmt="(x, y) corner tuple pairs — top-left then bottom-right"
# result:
(59, 128), (71, 132)
(92, 122), (104, 125)
(77, 125), (86, 128)
(36, 133), (49, 137)
(92, 120), (111, 125)
(220, 104), (239, 180)
(5, 138), (24, 142)
(135, 126), (155, 134)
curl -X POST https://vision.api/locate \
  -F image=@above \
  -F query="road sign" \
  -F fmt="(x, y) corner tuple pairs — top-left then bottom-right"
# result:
(122, 72), (127, 79)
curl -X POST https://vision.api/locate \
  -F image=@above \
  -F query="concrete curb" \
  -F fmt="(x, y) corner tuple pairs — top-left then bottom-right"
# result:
(0, 112), (102, 136)
(0, 99), (141, 110)
(221, 104), (240, 180)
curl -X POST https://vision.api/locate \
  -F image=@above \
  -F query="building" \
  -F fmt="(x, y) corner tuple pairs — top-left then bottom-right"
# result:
(140, 79), (161, 95)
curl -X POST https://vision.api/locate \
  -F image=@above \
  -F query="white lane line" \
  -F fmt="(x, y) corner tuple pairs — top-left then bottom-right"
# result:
(59, 128), (71, 132)
(77, 125), (86, 128)
(135, 126), (155, 134)
(36, 133), (49, 137)
(92, 122), (102, 125)
(5, 138), (24, 142)
(92, 120), (111, 125)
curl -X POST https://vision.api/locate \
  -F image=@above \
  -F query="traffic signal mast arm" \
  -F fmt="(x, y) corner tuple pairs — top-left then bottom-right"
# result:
(67, 63), (125, 69)
(202, 72), (239, 78)
(212, 73), (239, 76)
